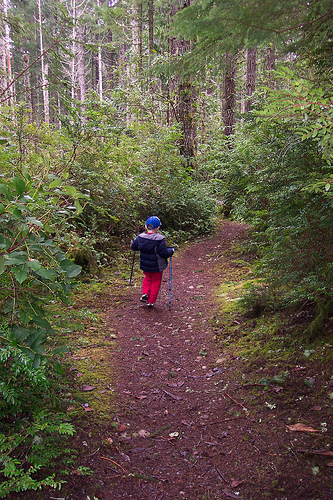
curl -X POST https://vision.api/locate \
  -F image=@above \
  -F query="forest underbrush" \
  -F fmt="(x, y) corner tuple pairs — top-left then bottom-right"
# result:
(4, 221), (333, 500)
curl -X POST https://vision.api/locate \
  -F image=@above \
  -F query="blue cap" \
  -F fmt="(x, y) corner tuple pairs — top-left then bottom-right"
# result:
(146, 216), (161, 229)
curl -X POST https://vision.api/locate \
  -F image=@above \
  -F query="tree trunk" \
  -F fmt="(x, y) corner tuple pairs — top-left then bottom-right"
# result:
(178, 79), (197, 161)
(71, 0), (77, 101)
(245, 47), (256, 112)
(222, 53), (236, 136)
(265, 45), (275, 88)
(170, 0), (197, 161)
(148, 0), (154, 64)
(0, 7), (7, 102)
(22, 53), (32, 118)
(37, 0), (49, 123)
(2, 0), (13, 108)
(77, 22), (86, 103)
(96, 0), (103, 100)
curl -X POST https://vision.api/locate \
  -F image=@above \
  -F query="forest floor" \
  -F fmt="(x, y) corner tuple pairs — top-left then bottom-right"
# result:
(24, 221), (333, 500)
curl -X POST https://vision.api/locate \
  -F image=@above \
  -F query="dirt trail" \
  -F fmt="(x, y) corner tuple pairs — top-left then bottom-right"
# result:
(84, 220), (251, 500)
(49, 221), (332, 500)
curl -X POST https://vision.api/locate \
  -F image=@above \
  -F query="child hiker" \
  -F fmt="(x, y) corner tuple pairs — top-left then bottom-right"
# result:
(131, 216), (174, 307)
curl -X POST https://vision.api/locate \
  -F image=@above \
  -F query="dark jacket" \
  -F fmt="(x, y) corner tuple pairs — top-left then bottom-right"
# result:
(131, 232), (174, 273)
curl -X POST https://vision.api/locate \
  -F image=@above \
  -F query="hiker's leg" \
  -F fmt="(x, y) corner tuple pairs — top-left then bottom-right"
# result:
(148, 272), (163, 304)
(142, 271), (152, 296)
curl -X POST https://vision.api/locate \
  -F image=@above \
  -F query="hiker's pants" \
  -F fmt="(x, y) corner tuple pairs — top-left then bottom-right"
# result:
(142, 271), (163, 304)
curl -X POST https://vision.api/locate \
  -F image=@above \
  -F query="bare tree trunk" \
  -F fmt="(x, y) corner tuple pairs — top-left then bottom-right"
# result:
(169, 0), (197, 161)
(96, 0), (103, 100)
(37, 0), (49, 123)
(222, 53), (236, 136)
(2, 0), (13, 108)
(148, 0), (153, 66)
(265, 45), (275, 88)
(77, 22), (86, 103)
(245, 47), (256, 112)
(0, 9), (7, 102)
(22, 53), (32, 119)
(130, 0), (142, 84)
(71, 0), (77, 101)
(178, 79), (197, 160)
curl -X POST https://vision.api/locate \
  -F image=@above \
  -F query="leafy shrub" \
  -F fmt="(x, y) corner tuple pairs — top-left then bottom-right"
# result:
(208, 68), (333, 327)
(0, 172), (85, 366)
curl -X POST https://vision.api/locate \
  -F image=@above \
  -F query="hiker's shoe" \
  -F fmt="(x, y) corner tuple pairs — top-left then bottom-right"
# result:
(147, 303), (154, 308)
(140, 294), (149, 303)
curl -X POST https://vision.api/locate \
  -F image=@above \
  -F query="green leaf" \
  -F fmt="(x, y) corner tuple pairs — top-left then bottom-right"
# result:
(5, 252), (28, 265)
(49, 178), (62, 188)
(60, 259), (82, 278)
(11, 177), (26, 197)
(12, 326), (30, 342)
(54, 361), (66, 373)
(0, 234), (10, 249)
(26, 216), (43, 228)
(33, 317), (52, 330)
(34, 268), (57, 281)
(12, 264), (29, 283)
(55, 252), (67, 262)
(0, 255), (5, 274)
(63, 185), (77, 197)
(27, 259), (42, 271)
(0, 183), (13, 200)
(74, 198), (83, 215)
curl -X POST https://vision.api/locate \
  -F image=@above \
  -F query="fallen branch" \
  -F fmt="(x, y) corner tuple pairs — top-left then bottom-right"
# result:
(226, 393), (248, 410)
(162, 389), (182, 401)
(100, 456), (127, 474)
(298, 449), (333, 457)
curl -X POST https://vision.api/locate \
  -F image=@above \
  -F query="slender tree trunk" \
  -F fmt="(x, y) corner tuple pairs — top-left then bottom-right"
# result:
(170, 0), (197, 161)
(130, 0), (142, 84)
(77, 22), (86, 103)
(222, 53), (236, 136)
(245, 47), (256, 112)
(178, 79), (197, 160)
(3, 0), (13, 108)
(71, 0), (77, 101)
(0, 7), (7, 102)
(22, 53), (32, 118)
(265, 45), (275, 88)
(96, 0), (103, 100)
(148, 0), (153, 66)
(37, 0), (49, 123)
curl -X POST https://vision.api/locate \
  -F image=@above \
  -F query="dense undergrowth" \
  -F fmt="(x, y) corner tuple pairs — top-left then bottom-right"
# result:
(1, 65), (333, 496)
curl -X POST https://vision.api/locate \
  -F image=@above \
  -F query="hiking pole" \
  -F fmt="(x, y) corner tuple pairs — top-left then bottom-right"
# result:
(168, 255), (172, 310)
(129, 251), (136, 285)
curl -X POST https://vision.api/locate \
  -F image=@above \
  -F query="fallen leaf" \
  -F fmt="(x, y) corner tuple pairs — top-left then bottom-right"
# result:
(230, 479), (245, 488)
(81, 384), (96, 391)
(311, 406), (322, 411)
(84, 406), (94, 412)
(328, 462), (333, 467)
(138, 429), (150, 438)
(181, 420), (193, 426)
(117, 423), (127, 433)
(286, 423), (321, 433)
(107, 437), (113, 445)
